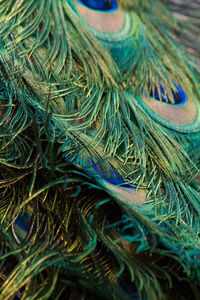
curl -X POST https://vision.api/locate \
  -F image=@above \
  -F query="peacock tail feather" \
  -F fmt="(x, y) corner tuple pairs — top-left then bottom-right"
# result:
(0, 0), (199, 299)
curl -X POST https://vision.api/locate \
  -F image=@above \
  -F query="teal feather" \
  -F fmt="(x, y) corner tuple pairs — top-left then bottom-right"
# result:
(0, 0), (199, 299)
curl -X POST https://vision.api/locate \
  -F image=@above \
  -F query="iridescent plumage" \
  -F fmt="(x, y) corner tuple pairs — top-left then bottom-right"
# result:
(0, 0), (199, 299)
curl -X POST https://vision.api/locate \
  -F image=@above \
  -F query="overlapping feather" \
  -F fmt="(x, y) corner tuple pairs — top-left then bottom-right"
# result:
(0, 0), (199, 299)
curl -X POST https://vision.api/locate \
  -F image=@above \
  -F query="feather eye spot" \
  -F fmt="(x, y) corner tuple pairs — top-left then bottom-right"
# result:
(77, 0), (118, 12)
(147, 84), (188, 106)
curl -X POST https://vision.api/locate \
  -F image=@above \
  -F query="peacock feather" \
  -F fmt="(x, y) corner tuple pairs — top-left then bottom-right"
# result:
(0, 0), (199, 299)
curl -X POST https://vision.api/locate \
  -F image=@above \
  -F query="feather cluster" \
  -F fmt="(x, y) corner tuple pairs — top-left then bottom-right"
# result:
(0, 0), (199, 299)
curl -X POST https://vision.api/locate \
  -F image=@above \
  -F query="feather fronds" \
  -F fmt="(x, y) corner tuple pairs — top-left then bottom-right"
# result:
(0, 0), (199, 299)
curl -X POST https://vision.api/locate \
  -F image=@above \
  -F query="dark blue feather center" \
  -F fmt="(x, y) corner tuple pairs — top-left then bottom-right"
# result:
(77, 0), (118, 11)
(149, 84), (187, 106)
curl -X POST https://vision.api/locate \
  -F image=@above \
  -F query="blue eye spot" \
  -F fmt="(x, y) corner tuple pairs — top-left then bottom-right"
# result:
(77, 0), (118, 12)
(148, 84), (188, 106)
(89, 159), (136, 189)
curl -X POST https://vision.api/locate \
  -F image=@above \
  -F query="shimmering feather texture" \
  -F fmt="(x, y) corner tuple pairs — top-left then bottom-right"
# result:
(0, 0), (199, 299)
